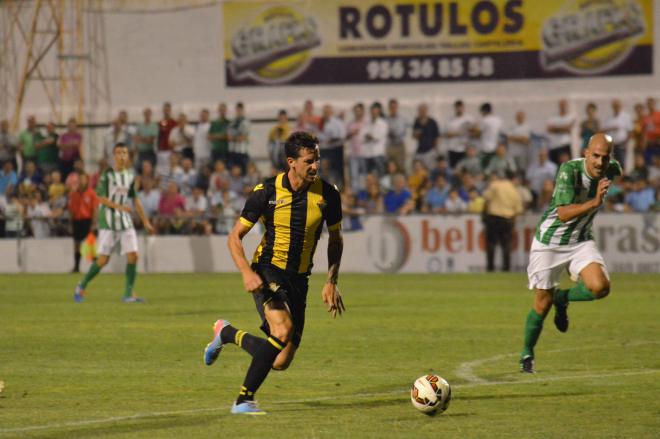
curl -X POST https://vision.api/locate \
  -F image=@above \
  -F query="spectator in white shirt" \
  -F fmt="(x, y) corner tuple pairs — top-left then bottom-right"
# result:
(362, 102), (388, 178)
(472, 102), (502, 168)
(194, 109), (212, 170)
(169, 113), (195, 160)
(185, 185), (211, 235)
(137, 177), (161, 223)
(445, 100), (474, 168)
(526, 148), (558, 202)
(347, 103), (367, 192)
(386, 98), (408, 172)
(319, 104), (346, 188)
(602, 99), (633, 168)
(546, 99), (575, 166)
(507, 111), (532, 172)
(102, 119), (131, 164)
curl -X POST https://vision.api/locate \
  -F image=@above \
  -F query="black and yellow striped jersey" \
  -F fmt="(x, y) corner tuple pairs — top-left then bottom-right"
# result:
(239, 172), (342, 276)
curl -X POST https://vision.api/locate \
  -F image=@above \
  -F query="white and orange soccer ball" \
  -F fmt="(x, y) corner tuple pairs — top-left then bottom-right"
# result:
(410, 374), (452, 414)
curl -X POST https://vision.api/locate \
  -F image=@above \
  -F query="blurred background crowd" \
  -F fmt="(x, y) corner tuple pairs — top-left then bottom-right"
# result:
(1, 96), (659, 238)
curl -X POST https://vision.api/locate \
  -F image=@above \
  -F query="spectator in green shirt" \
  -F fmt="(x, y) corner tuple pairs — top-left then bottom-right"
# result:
(208, 103), (230, 167)
(18, 115), (40, 163)
(35, 122), (59, 175)
(134, 107), (158, 171)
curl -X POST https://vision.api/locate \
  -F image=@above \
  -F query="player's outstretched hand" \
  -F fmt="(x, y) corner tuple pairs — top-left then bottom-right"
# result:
(241, 268), (263, 293)
(322, 282), (345, 319)
(595, 178), (611, 206)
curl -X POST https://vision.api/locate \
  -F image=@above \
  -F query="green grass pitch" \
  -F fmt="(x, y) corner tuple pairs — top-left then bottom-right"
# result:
(0, 273), (658, 438)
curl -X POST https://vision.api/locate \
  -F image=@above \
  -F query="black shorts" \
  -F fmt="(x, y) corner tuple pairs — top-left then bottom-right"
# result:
(251, 264), (309, 347)
(72, 219), (92, 242)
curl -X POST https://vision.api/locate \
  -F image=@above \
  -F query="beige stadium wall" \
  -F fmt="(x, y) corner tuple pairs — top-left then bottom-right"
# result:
(14, 0), (660, 164)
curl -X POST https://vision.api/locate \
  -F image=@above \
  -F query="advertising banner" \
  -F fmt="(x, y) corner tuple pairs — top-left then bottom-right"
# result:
(223, 0), (654, 86)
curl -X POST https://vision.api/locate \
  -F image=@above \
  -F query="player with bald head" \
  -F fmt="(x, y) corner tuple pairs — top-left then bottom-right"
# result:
(520, 133), (622, 373)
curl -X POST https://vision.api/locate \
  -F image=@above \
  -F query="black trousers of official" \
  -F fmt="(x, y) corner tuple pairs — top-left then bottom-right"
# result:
(484, 214), (514, 272)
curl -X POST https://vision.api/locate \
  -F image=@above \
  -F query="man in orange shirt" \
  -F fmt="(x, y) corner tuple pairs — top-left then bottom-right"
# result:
(68, 173), (98, 272)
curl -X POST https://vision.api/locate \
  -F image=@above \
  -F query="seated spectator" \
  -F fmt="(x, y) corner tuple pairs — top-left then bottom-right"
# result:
(208, 159), (230, 206)
(137, 177), (161, 227)
(527, 148), (558, 201)
(158, 181), (186, 234)
(467, 188), (485, 214)
(169, 113), (194, 160)
(650, 190), (660, 212)
(177, 157), (197, 196)
(428, 156), (453, 185)
(211, 179), (239, 234)
(455, 145), (483, 178)
(159, 152), (184, 192)
(648, 155), (660, 183)
(357, 174), (384, 214)
(422, 174), (449, 214)
(629, 152), (649, 182)
(244, 161), (261, 189)
(196, 163), (213, 192)
(4, 192), (24, 237)
(341, 190), (364, 231)
(625, 178), (655, 212)
(267, 110), (290, 172)
(18, 160), (41, 197)
(380, 159), (400, 192)
(48, 170), (66, 200)
(408, 159), (428, 207)
(458, 173), (481, 202)
(384, 174), (414, 214)
(485, 143), (517, 178)
(0, 160), (18, 196)
(228, 164), (245, 194)
(26, 190), (52, 238)
(445, 188), (467, 213)
(185, 185), (211, 235)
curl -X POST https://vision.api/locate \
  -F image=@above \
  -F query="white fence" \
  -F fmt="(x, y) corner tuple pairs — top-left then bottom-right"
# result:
(1, 214), (658, 274)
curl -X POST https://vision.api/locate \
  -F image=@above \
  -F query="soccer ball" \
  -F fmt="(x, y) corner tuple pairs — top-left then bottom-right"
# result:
(410, 374), (451, 414)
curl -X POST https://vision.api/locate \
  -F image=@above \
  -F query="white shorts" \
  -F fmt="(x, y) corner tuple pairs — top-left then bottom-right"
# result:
(97, 229), (139, 256)
(527, 239), (609, 290)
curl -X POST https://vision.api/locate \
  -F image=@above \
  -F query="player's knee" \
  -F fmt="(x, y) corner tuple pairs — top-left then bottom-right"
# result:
(269, 321), (293, 343)
(127, 253), (138, 264)
(585, 278), (610, 299)
(272, 356), (292, 371)
(534, 290), (553, 315)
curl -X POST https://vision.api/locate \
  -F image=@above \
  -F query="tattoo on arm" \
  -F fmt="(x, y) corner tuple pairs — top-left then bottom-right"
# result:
(326, 232), (343, 284)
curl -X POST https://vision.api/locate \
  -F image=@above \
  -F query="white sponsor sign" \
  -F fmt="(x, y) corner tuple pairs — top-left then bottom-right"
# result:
(1, 214), (658, 273)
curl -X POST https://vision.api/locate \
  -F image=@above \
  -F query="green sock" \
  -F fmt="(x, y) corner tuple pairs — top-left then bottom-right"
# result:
(521, 309), (545, 359)
(554, 282), (595, 306)
(80, 261), (102, 289)
(124, 263), (137, 298)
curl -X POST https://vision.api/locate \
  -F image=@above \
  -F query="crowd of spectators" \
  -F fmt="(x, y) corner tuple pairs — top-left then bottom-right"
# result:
(1, 96), (659, 238)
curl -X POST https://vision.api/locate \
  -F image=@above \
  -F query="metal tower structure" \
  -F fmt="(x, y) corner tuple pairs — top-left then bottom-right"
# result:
(0, 0), (111, 130)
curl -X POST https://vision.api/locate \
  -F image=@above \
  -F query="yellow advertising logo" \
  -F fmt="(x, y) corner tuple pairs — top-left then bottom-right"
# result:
(229, 6), (321, 84)
(540, 0), (645, 74)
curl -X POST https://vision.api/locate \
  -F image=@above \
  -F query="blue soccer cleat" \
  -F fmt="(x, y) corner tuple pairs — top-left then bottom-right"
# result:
(122, 296), (145, 304)
(230, 401), (266, 415)
(204, 319), (230, 366)
(74, 284), (85, 303)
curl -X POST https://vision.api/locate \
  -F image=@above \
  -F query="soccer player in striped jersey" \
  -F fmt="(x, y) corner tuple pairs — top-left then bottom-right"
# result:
(521, 133), (622, 373)
(203, 132), (345, 415)
(74, 143), (155, 303)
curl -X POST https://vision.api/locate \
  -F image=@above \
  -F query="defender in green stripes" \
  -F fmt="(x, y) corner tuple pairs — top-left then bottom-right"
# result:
(521, 133), (622, 373)
(74, 143), (155, 303)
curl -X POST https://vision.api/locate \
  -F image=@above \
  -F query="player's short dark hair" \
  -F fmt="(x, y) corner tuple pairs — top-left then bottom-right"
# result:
(114, 142), (128, 150)
(454, 100), (464, 107)
(278, 109), (287, 117)
(480, 103), (492, 114)
(285, 131), (319, 159)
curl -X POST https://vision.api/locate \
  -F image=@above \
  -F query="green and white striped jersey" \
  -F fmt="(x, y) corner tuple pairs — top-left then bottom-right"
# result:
(96, 168), (137, 231)
(535, 158), (622, 246)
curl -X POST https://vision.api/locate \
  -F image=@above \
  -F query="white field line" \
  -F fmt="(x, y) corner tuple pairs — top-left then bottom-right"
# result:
(454, 340), (660, 384)
(0, 369), (657, 435)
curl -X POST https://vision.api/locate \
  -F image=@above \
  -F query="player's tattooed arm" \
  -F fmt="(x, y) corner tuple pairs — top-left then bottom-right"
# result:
(326, 229), (343, 285)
